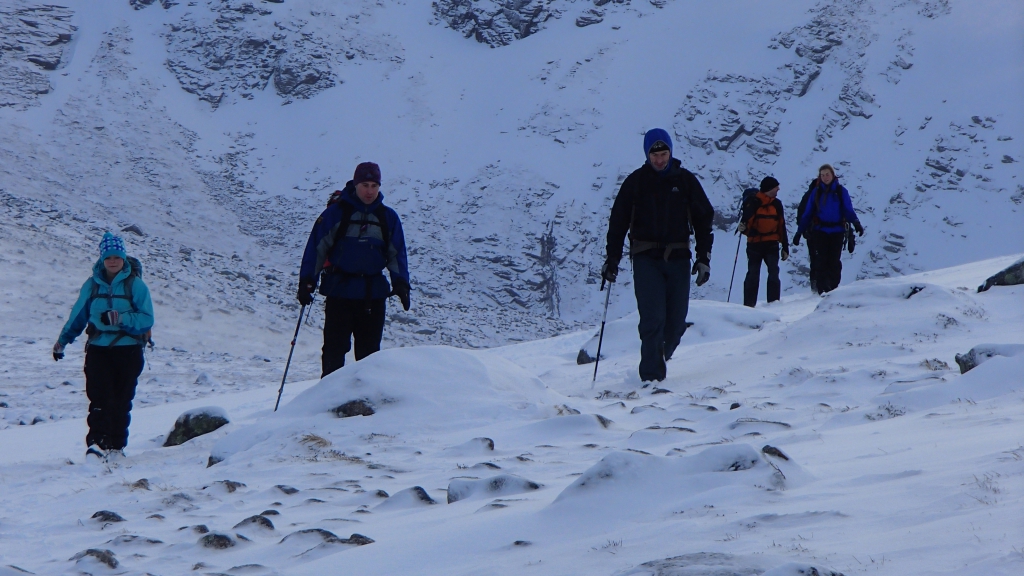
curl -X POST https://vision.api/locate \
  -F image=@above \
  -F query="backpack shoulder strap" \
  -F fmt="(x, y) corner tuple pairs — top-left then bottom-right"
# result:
(373, 205), (391, 256)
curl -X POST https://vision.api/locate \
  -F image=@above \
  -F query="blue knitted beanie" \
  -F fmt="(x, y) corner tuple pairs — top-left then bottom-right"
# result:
(643, 128), (673, 157)
(99, 232), (127, 260)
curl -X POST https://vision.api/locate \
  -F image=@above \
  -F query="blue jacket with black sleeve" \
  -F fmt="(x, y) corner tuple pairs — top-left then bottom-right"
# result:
(299, 185), (410, 300)
(796, 178), (861, 236)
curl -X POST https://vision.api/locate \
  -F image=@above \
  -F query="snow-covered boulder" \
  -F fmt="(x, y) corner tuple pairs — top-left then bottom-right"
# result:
(208, 346), (564, 465)
(954, 343), (1024, 374)
(446, 474), (541, 503)
(550, 444), (781, 519)
(578, 301), (780, 364)
(163, 407), (229, 447)
(977, 257), (1024, 292)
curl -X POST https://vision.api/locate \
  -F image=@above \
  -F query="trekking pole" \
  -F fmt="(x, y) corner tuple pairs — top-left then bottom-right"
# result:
(274, 297), (314, 412)
(726, 194), (746, 303)
(726, 233), (742, 303)
(591, 280), (612, 387)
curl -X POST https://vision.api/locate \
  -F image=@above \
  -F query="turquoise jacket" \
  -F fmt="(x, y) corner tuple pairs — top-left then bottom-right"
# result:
(58, 259), (154, 347)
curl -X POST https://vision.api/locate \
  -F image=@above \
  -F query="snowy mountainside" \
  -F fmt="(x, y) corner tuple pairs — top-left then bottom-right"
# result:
(0, 256), (1021, 574)
(0, 0), (1021, 416)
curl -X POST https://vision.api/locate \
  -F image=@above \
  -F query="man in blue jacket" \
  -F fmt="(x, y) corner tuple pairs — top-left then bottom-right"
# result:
(298, 162), (411, 377)
(54, 232), (154, 459)
(793, 164), (864, 294)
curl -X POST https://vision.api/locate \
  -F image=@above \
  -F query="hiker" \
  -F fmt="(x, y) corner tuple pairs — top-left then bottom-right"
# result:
(793, 164), (863, 294)
(602, 128), (715, 383)
(53, 233), (154, 460)
(298, 162), (410, 378)
(792, 178), (819, 293)
(738, 176), (788, 307)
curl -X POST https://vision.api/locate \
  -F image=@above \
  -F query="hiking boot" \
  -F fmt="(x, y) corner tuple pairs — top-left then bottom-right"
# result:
(86, 445), (105, 461)
(105, 448), (126, 463)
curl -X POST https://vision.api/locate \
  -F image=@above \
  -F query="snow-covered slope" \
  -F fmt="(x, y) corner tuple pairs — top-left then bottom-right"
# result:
(0, 256), (1021, 575)
(0, 1), (1021, 416)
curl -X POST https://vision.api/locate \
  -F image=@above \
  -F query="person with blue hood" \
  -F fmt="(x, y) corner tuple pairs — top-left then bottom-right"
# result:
(298, 162), (411, 378)
(603, 128), (716, 383)
(792, 163), (864, 294)
(53, 232), (154, 460)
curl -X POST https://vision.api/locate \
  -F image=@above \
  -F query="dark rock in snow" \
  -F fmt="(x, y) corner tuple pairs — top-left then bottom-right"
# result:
(207, 455), (223, 467)
(276, 484), (300, 495)
(977, 258), (1024, 292)
(954, 344), (1024, 374)
(762, 445), (790, 461)
(595, 414), (613, 428)
(576, 9), (604, 27)
(233, 515), (274, 531)
(69, 548), (118, 568)
(333, 399), (375, 417)
(280, 528), (373, 546)
(206, 479), (246, 493)
(107, 534), (163, 546)
(730, 402), (741, 410)
(164, 407), (229, 447)
(199, 533), (236, 549)
(120, 224), (145, 236)
(91, 510), (126, 523)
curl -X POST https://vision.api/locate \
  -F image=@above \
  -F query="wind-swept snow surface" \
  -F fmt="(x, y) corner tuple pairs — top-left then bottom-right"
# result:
(0, 257), (1022, 574)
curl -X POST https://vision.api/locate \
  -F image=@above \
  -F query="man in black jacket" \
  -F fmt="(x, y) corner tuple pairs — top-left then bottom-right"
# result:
(602, 128), (715, 382)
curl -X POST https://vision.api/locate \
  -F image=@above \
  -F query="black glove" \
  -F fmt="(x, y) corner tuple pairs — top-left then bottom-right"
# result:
(100, 310), (119, 326)
(392, 278), (411, 311)
(736, 222), (747, 235)
(792, 233), (801, 246)
(691, 255), (710, 287)
(53, 341), (65, 361)
(781, 246), (790, 261)
(853, 222), (864, 236)
(601, 258), (620, 283)
(297, 281), (315, 306)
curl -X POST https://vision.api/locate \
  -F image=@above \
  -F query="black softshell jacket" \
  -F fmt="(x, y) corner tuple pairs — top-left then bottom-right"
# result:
(606, 158), (715, 262)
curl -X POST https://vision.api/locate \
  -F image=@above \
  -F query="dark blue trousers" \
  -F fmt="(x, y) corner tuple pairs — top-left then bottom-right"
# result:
(632, 253), (691, 382)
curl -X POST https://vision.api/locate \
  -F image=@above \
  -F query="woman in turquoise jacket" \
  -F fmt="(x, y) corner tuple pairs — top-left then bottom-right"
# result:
(53, 233), (154, 459)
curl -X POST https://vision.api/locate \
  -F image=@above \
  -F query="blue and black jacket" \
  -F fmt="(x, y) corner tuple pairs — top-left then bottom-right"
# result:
(299, 184), (410, 300)
(796, 178), (861, 236)
(59, 259), (154, 347)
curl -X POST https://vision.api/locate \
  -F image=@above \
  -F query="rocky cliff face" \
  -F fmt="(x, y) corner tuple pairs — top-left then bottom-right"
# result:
(433, 0), (562, 47)
(0, 2), (74, 109)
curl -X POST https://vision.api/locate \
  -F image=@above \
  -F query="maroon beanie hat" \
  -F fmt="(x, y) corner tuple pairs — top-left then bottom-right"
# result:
(353, 162), (381, 185)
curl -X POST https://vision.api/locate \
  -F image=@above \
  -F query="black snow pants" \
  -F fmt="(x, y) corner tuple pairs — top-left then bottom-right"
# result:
(322, 296), (386, 378)
(804, 232), (819, 293)
(632, 252), (691, 382)
(811, 230), (846, 294)
(84, 344), (145, 450)
(743, 241), (781, 307)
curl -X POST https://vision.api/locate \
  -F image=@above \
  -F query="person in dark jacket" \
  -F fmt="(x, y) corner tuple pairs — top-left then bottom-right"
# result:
(298, 162), (411, 377)
(793, 164), (863, 294)
(793, 178), (819, 293)
(602, 128), (715, 382)
(54, 233), (154, 460)
(739, 176), (788, 307)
